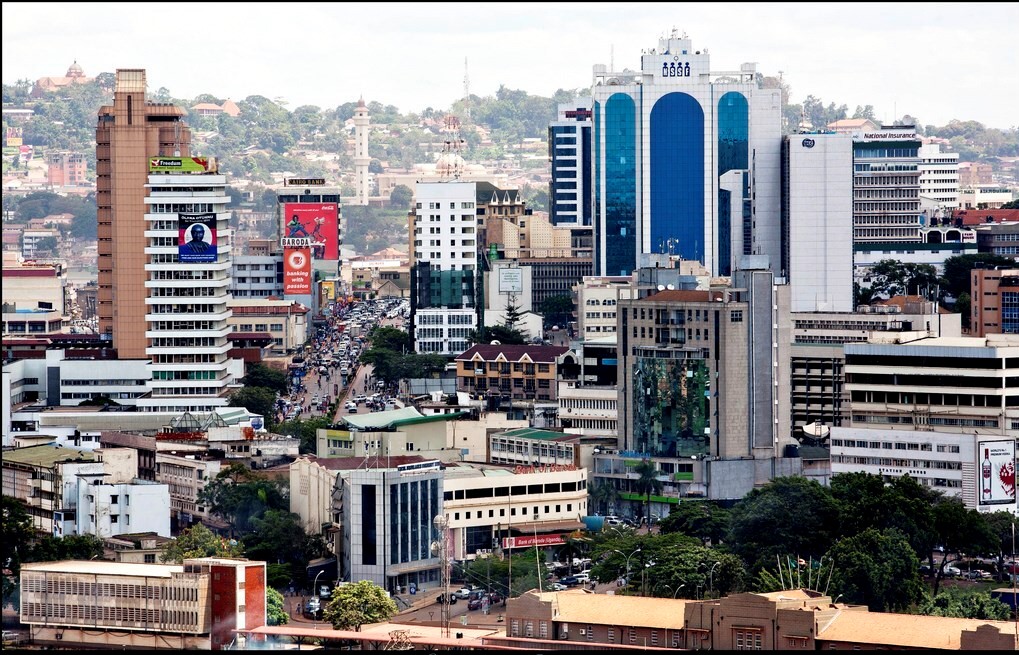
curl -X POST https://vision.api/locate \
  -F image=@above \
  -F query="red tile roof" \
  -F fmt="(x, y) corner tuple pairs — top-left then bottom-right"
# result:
(955, 209), (1019, 226)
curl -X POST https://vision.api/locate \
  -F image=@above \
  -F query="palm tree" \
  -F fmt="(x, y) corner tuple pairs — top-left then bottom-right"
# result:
(633, 459), (663, 522)
(589, 480), (619, 516)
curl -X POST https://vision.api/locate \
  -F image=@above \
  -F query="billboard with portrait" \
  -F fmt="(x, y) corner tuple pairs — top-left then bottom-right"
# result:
(978, 439), (1016, 507)
(178, 213), (218, 263)
(283, 203), (339, 260)
(284, 246), (312, 295)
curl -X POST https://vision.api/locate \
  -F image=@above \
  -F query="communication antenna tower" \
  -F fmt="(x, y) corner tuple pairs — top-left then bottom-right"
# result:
(439, 115), (465, 180)
(173, 120), (182, 157)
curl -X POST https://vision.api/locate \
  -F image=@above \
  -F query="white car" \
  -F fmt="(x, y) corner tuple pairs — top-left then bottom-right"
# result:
(574, 572), (591, 584)
(550, 582), (567, 591)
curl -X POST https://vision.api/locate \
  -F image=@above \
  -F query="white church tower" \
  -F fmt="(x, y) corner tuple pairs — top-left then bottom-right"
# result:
(353, 97), (370, 206)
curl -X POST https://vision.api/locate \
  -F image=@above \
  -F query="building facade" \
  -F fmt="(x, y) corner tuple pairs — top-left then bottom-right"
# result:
(591, 31), (782, 277)
(455, 344), (576, 403)
(971, 268), (1019, 337)
(919, 142), (960, 211)
(548, 101), (593, 226)
(137, 166), (236, 413)
(96, 69), (192, 356)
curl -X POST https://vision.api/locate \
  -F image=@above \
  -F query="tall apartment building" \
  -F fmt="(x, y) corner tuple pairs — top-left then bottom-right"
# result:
(575, 276), (630, 338)
(135, 163), (236, 414)
(409, 180), (479, 354)
(591, 31), (782, 277)
(970, 267), (1019, 337)
(919, 142), (960, 211)
(230, 237), (283, 299)
(548, 101), (592, 226)
(96, 69), (192, 356)
(781, 132), (854, 312)
(46, 151), (88, 187)
(851, 126), (922, 245)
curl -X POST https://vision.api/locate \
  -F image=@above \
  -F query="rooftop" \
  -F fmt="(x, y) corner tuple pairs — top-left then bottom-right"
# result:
(304, 454), (432, 471)
(497, 427), (583, 442)
(528, 589), (688, 630)
(340, 406), (467, 430)
(456, 344), (570, 363)
(22, 560), (180, 578)
(817, 606), (1015, 649)
(1, 444), (95, 467)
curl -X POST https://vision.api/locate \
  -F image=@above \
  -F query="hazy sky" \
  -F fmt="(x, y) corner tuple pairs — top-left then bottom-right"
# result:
(4, 2), (1018, 129)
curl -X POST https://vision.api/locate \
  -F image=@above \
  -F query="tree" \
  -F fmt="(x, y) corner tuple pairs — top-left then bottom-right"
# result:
(323, 580), (397, 631)
(866, 259), (942, 300)
(160, 524), (243, 563)
(389, 184), (413, 209)
(196, 463), (289, 536)
(657, 501), (730, 546)
(368, 325), (411, 353)
(276, 415), (332, 455)
(632, 459), (663, 521)
(1002, 198), (1019, 209)
(929, 497), (997, 596)
(228, 386), (277, 424)
(918, 587), (1011, 620)
(2, 497), (34, 610)
(242, 363), (288, 395)
(955, 291), (972, 329)
(588, 480), (619, 516)
(266, 587), (289, 626)
(537, 294), (573, 329)
(242, 510), (329, 584)
(829, 473), (938, 559)
(825, 528), (924, 612)
(486, 324), (527, 345)
(727, 477), (840, 574)
(940, 254), (1016, 300)
(502, 295), (524, 333)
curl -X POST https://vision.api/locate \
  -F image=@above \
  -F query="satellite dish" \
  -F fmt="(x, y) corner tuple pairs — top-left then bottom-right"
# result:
(490, 340), (502, 345)
(657, 285), (665, 291)
(801, 421), (830, 439)
(666, 284), (675, 290)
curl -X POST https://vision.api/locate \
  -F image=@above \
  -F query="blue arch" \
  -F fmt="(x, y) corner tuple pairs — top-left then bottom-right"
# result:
(650, 92), (704, 262)
(603, 93), (637, 277)
(717, 92), (749, 275)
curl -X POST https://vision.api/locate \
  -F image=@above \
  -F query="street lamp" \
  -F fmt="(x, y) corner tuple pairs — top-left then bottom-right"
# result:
(610, 547), (641, 589)
(708, 561), (721, 597)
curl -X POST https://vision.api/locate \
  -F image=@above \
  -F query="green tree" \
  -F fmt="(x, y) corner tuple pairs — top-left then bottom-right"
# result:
(323, 580), (397, 631)
(368, 325), (411, 353)
(588, 480), (619, 516)
(826, 528), (924, 612)
(228, 386), (277, 424)
(389, 184), (413, 209)
(918, 587), (1011, 620)
(1002, 198), (1019, 209)
(160, 524), (243, 563)
(242, 510), (329, 584)
(276, 415), (332, 455)
(196, 464), (289, 536)
(727, 477), (840, 574)
(955, 291), (972, 329)
(266, 587), (289, 626)
(657, 501), (730, 546)
(2, 497), (34, 610)
(982, 511), (1019, 583)
(866, 259), (942, 300)
(929, 497), (997, 596)
(486, 323), (527, 345)
(537, 294), (573, 329)
(632, 459), (663, 521)
(242, 363), (288, 395)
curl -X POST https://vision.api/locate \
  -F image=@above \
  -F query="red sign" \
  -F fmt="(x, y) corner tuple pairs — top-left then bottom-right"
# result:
(284, 247), (312, 295)
(502, 533), (566, 549)
(513, 464), (577, 475)
(283, 202), (339, 260)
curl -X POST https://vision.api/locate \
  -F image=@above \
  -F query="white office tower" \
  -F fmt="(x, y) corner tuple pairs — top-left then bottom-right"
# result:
(591, 30), (782, 277)
(919, 142), (960, 212)
(137, 171), (235, 413)
(410, 180), (478, 355)
(782, 133), (855, 312)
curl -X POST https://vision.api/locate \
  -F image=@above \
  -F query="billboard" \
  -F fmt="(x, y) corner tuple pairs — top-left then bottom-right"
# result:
(632, 356), (710, 458)
(498, 267), (523, 293)
(321, 280), (336, 301)
(284, 246), (312, 295)
(979, 440), (1016, 507)
(5, 126), (22, 147)
(177, 214), (218, 263)
(283, 203), (338, 260)
(149, 156), (212, 174)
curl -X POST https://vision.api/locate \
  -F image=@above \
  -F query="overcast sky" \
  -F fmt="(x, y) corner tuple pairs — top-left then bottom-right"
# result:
(4, 2), (1017, 129)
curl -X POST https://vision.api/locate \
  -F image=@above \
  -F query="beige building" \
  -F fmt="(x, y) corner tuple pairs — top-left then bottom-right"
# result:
(455, 344), (577, 403)
(155, 451), (222, 529)
(1, 444), (99, 532)
(227, 298), (309, 353)
(96, 69), (192, 357)
(47, 151), (89, 187)
(575, 276), (630, 338)
(971, 268), (1019, 337)
(506, 587), (1018, 650)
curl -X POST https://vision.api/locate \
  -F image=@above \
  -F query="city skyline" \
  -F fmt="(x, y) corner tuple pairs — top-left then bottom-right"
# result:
(3, 2), (1018, 130)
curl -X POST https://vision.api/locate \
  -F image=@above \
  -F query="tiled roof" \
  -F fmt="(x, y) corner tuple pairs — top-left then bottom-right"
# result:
(455, 344), (569, 362)
(957, 209), (1019, 226)
(817, 608), (1014, 649)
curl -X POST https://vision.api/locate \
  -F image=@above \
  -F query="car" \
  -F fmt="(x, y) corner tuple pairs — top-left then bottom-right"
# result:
(550, 582), (567, 592)
(560, 576), (581, 587)
(943, 565), (962, 578)
(467, 597), (484, 611)
(487, 591), (504, 605)
(435, 593), (457, 605)
(574, 572), (591, 584)
(453, 586), (474, 599)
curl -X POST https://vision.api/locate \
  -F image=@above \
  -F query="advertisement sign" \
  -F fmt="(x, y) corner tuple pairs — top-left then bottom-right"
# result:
(283, 202), (339, 260)
(321, 280), (336, 301)
(979, 439), (1016, 506)
(284, 246), (312, 295)
(149, 156), (211, 174)
(502, 533), (566, 550)
(498, 267), (523, 293)
(177, 213), (218, 263)
(5, 126), (23, 147)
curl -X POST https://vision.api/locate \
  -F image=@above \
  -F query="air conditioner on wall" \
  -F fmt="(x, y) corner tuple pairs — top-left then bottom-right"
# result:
(579, 629), (586, 636)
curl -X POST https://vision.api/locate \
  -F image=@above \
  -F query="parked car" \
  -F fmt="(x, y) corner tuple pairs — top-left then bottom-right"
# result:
(467, 597), (484, 611)
(943, 565), (962, 578)
(560, 575), (581, 587)
(574, 572), (591, 584)
(453, 586), (474, 599)
(487, 591), (504, 605)
(550, 582), (567, 592)
(435, 593), (457, 605)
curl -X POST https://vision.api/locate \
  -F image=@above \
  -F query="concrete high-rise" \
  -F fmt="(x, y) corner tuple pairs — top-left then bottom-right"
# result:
(548, 101), (593, 226)
(590, 31), (782, 278)
(96, 69), (192, 357)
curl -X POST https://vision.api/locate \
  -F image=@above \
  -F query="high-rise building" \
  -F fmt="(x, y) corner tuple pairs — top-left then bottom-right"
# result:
(852, 126), (922, 246)
(548, 101), (593, 226)
(781, 132), (854, 312)
(919, 142), (960, 212)
(135, 159), (236, 414)
(590, 31), (782, 277)
(96, 69), (192, 357)
(971, 267), (1019, 337)
(409, 180), (479, 354)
